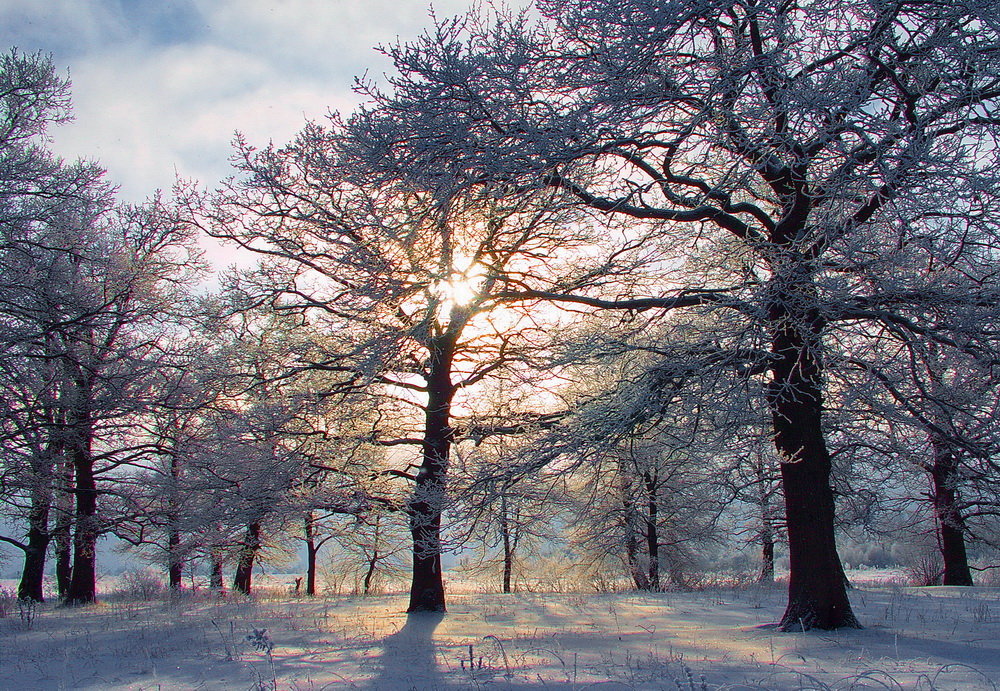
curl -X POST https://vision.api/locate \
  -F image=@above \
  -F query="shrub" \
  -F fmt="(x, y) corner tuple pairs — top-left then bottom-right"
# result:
(113, 568), (166, 600)
(0, 585), (15, 618)
(902, 551), (943, 586)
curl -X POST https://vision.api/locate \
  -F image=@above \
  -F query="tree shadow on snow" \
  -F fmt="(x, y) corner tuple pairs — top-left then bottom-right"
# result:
(371, 611), (446, 689)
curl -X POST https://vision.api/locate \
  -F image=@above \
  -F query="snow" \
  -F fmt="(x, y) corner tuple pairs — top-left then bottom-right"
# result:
(2, 581), (999, 689)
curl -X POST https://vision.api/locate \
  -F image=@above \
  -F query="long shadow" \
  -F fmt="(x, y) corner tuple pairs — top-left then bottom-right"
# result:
(370, 611), (446, 689)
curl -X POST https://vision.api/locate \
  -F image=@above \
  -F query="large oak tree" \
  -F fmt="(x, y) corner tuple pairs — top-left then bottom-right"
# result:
(340, 0), (1000, 629)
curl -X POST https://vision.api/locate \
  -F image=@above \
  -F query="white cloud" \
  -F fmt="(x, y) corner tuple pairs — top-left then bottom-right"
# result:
(5, 0), (530, 203)
(197, 0), (480, 69)
(48, 30), (361, 200)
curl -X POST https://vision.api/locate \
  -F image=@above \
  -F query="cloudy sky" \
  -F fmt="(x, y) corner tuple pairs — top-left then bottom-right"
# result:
(0, 0), (507, 203)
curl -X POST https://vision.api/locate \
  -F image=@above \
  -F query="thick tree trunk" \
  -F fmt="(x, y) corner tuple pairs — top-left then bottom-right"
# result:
(18, 338), (68, 603)
(406, 344), (454, 613)
(18, 541), (49, 603)
(930, 439), (973, 586)
(18, 473), (54, 602)
(53, 522), (72, 598)
(167, 451), (183, 590)
(623, 495), (650, 590)
(19, 415), (64, 602)
(407, 448), (448, 609)
(233, 522), (261, 595)
(209, 551), (225, 591)
(643, 470), (660, 591)
(65, 381), (98, 606)
(168, 529), (183, 590)
(778, 455), (855, 629)
(65, 458), (98, 605)
(304, 514), (318, 596)
(18, 503), (51, 602)
(768, 276), (858, 630)
(53, 459), (74, 598)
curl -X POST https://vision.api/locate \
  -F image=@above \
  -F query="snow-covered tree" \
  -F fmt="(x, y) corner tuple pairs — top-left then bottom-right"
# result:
(341, 0), (1000, 629)
(189, 124), (640, 610)
(835, 333), (1000, 585)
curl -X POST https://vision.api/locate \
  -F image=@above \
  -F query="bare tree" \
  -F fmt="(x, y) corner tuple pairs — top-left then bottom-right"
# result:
(190, 122), (635, 611)
(291, 396), (393, 597)
(112, 341), (233, 591)
(717, 444), (784, 583)
(0, 48), (112, 602)
(836, 335), (1000, 585)
(343, 0), (1000, 629)
(451, 433), (568, 593)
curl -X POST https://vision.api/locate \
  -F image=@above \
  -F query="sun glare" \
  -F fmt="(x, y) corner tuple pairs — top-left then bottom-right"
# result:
(432, 258), (486, 311)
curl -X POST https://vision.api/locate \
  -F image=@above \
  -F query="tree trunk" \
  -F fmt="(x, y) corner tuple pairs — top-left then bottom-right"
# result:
(54, 523), (72, 598)
(65, 457), (98, 605)
(756, 463), (776, 583)
(53, 458), (74, 598)
(643, 470), (660, 591)
(167, 450), (183, 590)
(19, 405), (65, 602)
(500, 494), (513, 594)
(233, 522), (261, 595)
(65, 375), (98, 606)
(362, 516), (383, 595)
(623, 495), (650, 590)
(930, 438), (973, 586)
(209, 551), (225, 591)
(18, 501), (51, 602)
(768, 275), (858, 630)
(304, 514), (318, 596)
(363, 550), (379, 594)
(18, 540), (49, 603)
(406, 343), (454, 613)
(759, 528), (775, 584)
(168, 529), (183, 590)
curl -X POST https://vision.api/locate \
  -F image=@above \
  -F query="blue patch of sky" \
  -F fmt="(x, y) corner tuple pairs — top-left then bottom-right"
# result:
(117, 0), (209, 46)
(0, 1), (207, 60)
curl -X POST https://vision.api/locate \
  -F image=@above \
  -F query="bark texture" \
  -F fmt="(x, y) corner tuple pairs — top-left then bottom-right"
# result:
(233, 522), (261, 595)
(769, 273), (858, 630)
(406, 342), (454, 613)
(65, 373), (98, 606)
(930, 439), (973, 586)
(17, 494), (51, 602)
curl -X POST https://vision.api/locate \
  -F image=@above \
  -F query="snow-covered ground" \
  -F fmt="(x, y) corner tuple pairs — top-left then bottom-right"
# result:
(2, 578), (999, 690)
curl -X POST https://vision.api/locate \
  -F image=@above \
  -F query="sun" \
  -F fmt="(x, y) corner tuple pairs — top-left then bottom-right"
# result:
(436, 273), (480, 307)
(431, 257), (487, 312)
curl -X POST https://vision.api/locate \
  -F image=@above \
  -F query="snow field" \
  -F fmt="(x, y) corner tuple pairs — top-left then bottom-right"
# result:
(1, 582), (999, 689)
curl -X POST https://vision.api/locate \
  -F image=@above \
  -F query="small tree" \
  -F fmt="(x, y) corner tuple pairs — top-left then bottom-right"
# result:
(837, 337), (1000, 586)
(452, 434), (567, 593)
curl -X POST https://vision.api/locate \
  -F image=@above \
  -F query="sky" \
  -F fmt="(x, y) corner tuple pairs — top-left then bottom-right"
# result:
(0, 0), (512, 203)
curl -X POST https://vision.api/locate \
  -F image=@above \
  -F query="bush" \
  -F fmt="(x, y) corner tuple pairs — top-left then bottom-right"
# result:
(902, 551), (943, 586)
(112, 568), (166, 600)
(0, 585), (15, 618)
